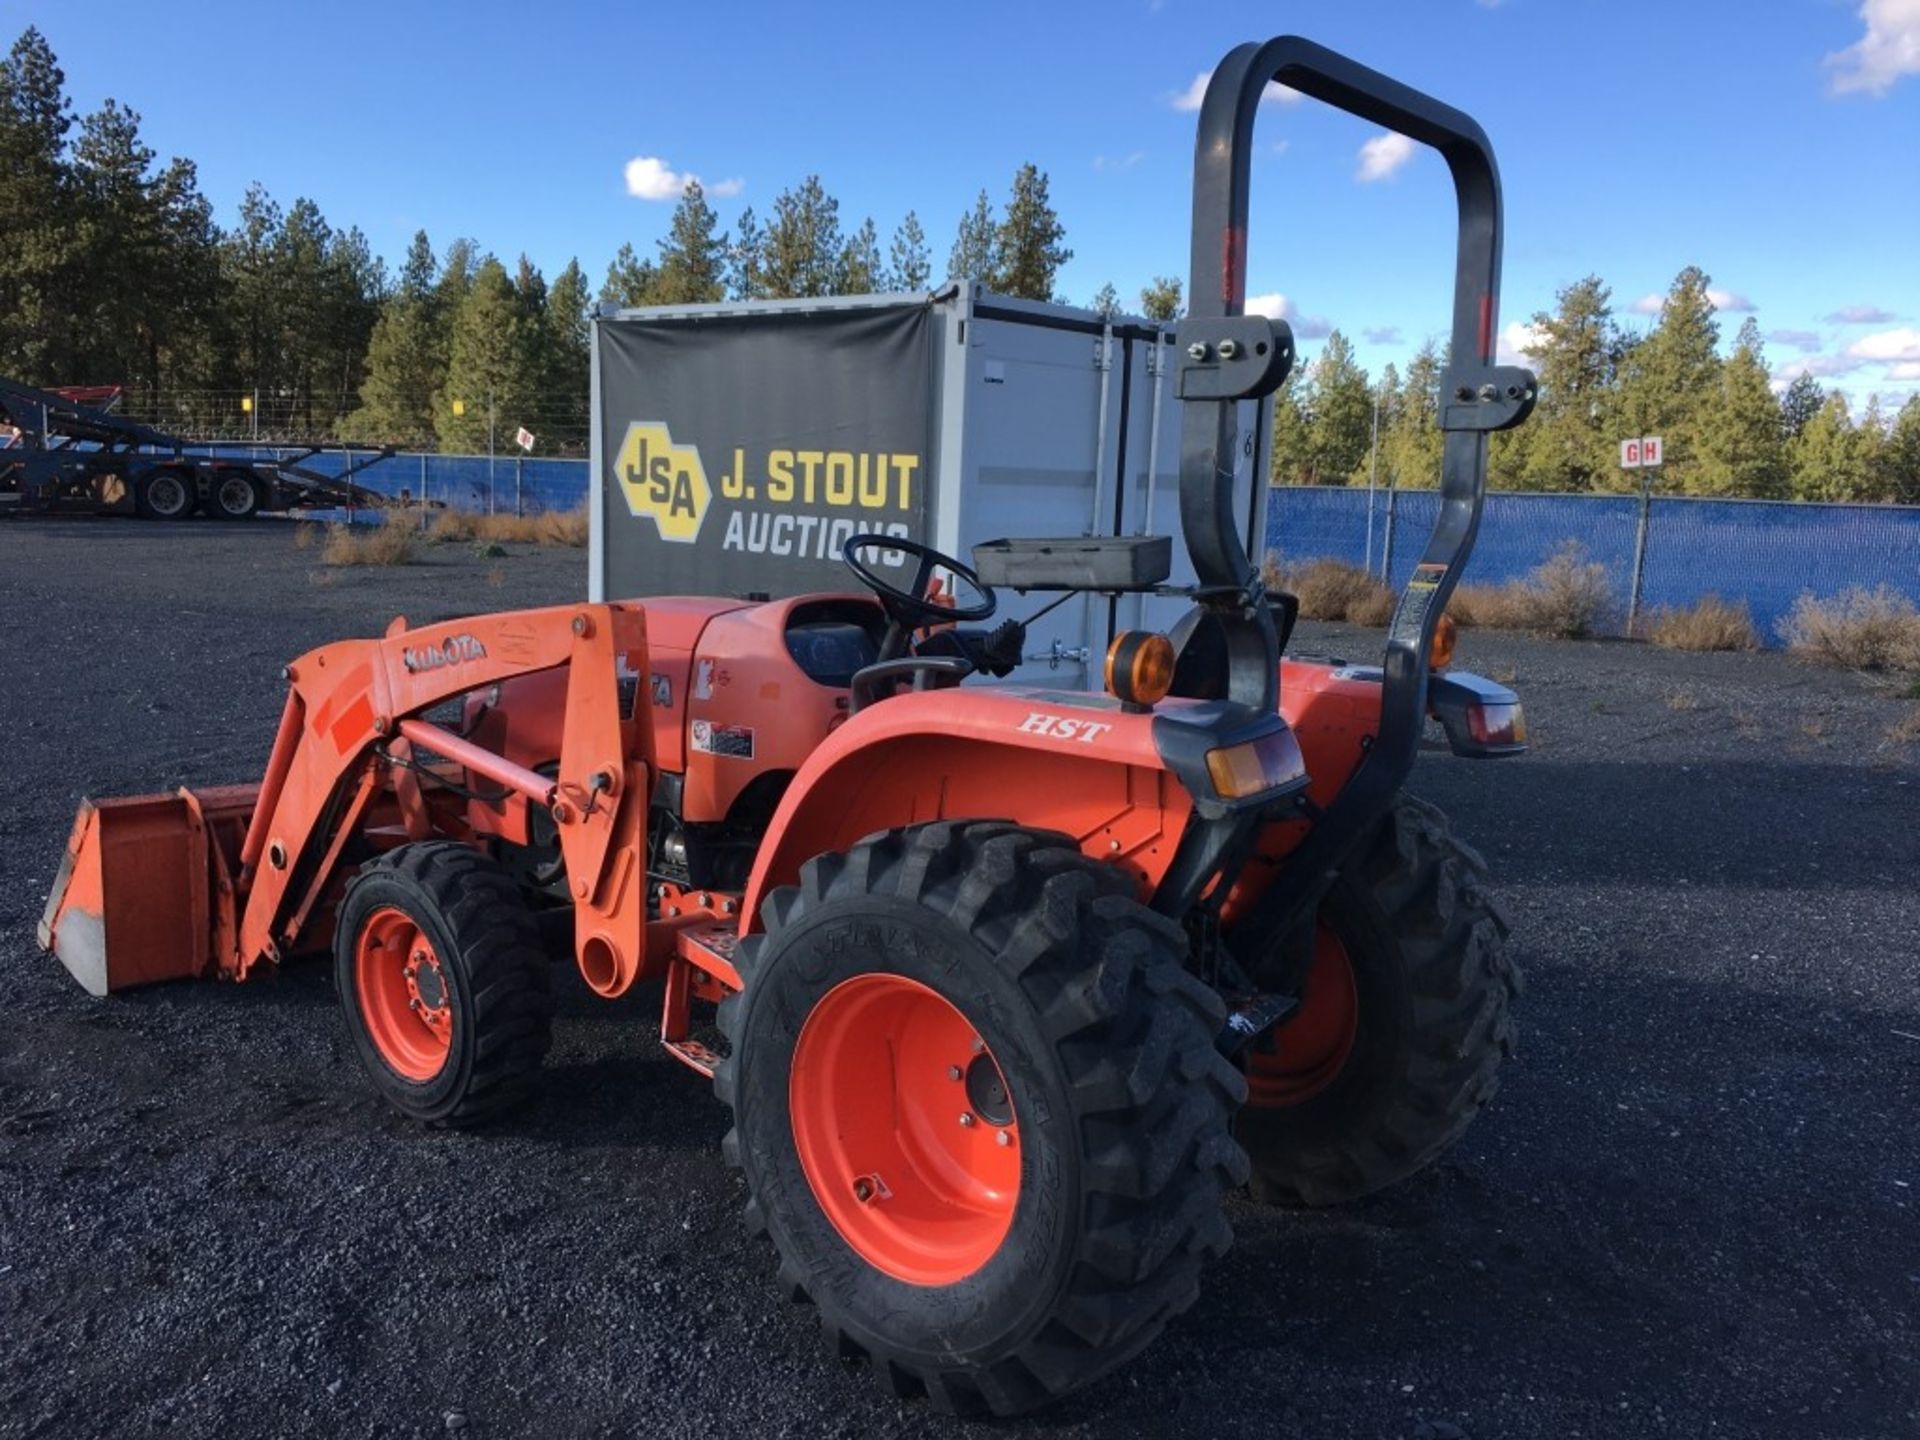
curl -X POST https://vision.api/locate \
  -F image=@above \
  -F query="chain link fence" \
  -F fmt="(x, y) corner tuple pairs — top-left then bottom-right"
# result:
(1266, 484), (1920, 645)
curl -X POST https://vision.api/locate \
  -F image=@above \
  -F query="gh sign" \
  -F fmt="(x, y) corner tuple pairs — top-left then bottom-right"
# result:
(1620, 435), (1664, 469)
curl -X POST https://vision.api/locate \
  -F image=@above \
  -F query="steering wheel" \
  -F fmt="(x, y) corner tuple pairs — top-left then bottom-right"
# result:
(841, 535), (997, 660)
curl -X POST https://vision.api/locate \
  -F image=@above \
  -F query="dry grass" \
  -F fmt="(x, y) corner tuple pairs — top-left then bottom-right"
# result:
(1778, 585), (1920, 672)
(486, 566), (506, 589)
(1264, 553), (1397, 626)
(425, 505), (589, 548)
(1648, 594), (1759, 653)
(1886, 707), (1920, 745)
(1666, 688), (1699, 712)
(321, 512), (418, 567)
(291, 521), (319, 550)
(1447, 542), (1615, 639)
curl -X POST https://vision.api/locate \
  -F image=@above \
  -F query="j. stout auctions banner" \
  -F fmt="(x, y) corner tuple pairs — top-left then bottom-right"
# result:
(596, 302), (934, 597)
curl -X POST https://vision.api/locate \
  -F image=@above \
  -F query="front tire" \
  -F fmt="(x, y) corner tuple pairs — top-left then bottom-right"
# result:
(335, 841), (553, 1125)
(1238, 794), (1518, 1207)
(715, 821), (1248, 1416)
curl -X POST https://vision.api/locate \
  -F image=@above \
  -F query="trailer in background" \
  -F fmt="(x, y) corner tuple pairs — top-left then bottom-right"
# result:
(0, 375), (394, 521)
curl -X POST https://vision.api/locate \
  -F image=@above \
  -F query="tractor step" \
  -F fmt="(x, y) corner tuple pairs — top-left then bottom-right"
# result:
(660, 922), (746, 1079)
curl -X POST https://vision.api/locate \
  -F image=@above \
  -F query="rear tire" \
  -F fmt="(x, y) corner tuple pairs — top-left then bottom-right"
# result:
(208, 472), (261, 520)
(714, 821), (1248, 1417)
(1238, 794), (1518, 1207)
(134, 468), (195, 520)
(335, 840), (552, 1125)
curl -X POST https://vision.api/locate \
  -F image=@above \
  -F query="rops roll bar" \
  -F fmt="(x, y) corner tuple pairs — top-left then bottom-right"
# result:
(1171, 35), (1537, 944)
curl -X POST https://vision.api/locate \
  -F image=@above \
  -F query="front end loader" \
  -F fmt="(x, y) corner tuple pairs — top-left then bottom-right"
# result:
(38, 35), (1535, 1415)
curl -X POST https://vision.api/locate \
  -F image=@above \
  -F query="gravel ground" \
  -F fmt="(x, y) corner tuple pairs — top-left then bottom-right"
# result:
(2, 519), (1916, 1440)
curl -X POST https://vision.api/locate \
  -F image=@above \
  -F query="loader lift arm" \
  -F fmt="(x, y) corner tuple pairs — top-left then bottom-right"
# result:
(42, 603), (655, 998)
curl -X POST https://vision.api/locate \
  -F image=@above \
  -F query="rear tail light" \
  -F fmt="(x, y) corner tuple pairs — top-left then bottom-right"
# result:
(1466, 701), (1527, 748)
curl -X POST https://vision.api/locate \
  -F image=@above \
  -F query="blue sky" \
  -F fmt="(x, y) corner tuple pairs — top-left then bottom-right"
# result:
(12, 0), (1919, 408)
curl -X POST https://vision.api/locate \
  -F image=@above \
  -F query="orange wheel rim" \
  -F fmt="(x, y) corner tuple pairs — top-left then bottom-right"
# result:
(354, 906), (453, 1081)
(1245, 923), (1358, 1107)
(789, 974), (1019, 1286)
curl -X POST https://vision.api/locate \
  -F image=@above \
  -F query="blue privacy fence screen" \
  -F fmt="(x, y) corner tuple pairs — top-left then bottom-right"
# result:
(251, 449), (1916, 648)
(263, 449), (592, 516)
(1266, 485), (1920, 645)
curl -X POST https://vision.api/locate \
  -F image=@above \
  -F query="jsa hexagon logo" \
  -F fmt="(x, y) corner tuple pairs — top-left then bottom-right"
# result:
(614, 421), (710, 544)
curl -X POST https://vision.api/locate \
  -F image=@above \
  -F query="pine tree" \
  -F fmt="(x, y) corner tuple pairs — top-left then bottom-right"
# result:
(1138, 277), (1183, 322)
(1789, 393), (1867, 501)
(727, 206), (765, 301)
(654, 179), (727, 304)
(1379, 339), (1444, 488)
(397, 229), (436, 300)
(1886, 396), (1920, 504)
(1516, 275), (1620, 491)
(991, 163), (1071, 301)
(839, 216), (881, 293)
(885, 211), (929, 291)
(1698, 318), (1787, 497)
(542, 258), (591, 449)
(1302, 331), (1373, 484)
(1267, 366), (1311, 486)
(1779, 371), (1824, 441)
(1857, 394), (1892, 502)
(1089, 282), (1119, 319)
(437, 257), (541, 456)
(0, 25), (81, 379)
(762, 176), (843, 299)
(947, 189), (996, 283)
(600, 241), (658, 307)
(1613, 265), (1721, 491)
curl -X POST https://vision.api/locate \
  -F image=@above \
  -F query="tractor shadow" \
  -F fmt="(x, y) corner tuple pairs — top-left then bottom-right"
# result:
(1039, 967), (1918, 1436)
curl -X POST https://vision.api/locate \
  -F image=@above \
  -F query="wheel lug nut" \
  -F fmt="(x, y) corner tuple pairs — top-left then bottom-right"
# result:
(996, 1130), (1012, 1147)
(958, 1112), (975, 1127)
(947, 1065), (963, 1081)
(853, 1178), (873, 1202)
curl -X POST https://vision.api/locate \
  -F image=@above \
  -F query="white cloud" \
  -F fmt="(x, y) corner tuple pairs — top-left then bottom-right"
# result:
(1168, 69), (1302, 111)
(1092, 151), (1147, 172)
(1891, 360), (1920, 380)
(1772, 355), (1868, 382)
(1827, 302), (1898, 323)
(1847, 326), (1920, 361)
(1246, 292), (1331, 338)
(1498, 321), (1546, 368)
(1630, 288), (1752, 316)
(1768, 329), (1824, 353)
(1363, 325), (1403, 345)
(1825, 0), (1920, 96)
(1355, 132), (1416, 183)
(623, 156), (739, 201)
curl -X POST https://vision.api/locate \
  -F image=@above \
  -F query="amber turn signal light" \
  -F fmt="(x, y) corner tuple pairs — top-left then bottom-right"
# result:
(1431, 611), (1458, 670)
(1105, 630), (1175, 708)
(1205, 730), (1308, 800)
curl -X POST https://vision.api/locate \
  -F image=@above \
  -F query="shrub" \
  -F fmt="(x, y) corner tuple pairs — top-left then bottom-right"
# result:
(1778, 585), (1920, 671)
(425, 505), (590, 548)
(1444, 541), (1614, 639)
(1265, 553), (1396, 625)
(1647, 594), (1759, 652)
(321, 512), (417, 567)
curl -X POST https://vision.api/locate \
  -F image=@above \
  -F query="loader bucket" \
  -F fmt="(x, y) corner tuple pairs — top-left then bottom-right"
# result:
(38, 786), (251, 995)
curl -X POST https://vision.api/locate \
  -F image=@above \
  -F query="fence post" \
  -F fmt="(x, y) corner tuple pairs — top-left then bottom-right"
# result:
(1626, 474), (1653, 637)
(1380, 483), (1398, 583)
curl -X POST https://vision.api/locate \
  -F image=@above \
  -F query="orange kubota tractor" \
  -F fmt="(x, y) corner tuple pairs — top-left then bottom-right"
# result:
(38, 37), (1536, 1417)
